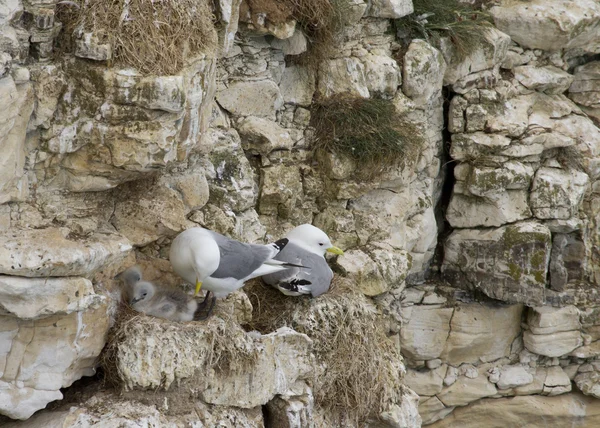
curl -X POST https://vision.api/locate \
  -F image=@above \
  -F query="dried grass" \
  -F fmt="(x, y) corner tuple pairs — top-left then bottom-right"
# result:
(395, 0), (493, 60)
(245, 278), (404, 424)
(56, 0), (218, 75)
(310, 94), (424, 178)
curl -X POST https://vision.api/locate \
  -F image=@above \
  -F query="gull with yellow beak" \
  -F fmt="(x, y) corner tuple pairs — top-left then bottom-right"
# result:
(263, 224), (344, 297)
(169, 227), (305, 317)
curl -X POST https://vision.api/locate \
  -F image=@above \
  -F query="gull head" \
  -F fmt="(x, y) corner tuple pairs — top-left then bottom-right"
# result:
(131, 281), (155, 306)
(286, 224), (344, 257)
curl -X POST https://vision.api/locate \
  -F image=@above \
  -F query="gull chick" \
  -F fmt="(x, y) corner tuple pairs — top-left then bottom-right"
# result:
(263, 224), (343, 297)
(169, 227), (305, 315)
(119, 266), (202, 322)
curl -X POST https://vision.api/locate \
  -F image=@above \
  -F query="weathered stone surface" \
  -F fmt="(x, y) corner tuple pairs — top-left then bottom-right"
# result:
(543, 366), (571, 396)
(428, 392), (600, 428)
(0, 276), (100, 319)
(441, 303), (523, 366)
(404, 366), (445, 396)
(216, 80), (283, 119)
(440, 28), (510, 86)
(377, 387), (422, 428)
(403, 40), (446, 105)
(238, 116), (293, 157)
(265, 381), (313, 428)
(523, 330), (582, 358)
(575, 371), (600, 399)
(530, 167), (589, 220)
(437, 375), (498, 407)
(527, 305), (581, 335)
(419, 396), (455, 426)
(271, 29), (308, 56)
(4, 393), (264, 427)
(0, 228), (132, 278)
(115, 320), (312, 408)
(442, 222), (552, 305)
(367, 0), (413, 19)
(317, 57), (369, 99)
(514, 65), (574, 95)
(279, 65), (315, 106)
(491, 0), (600, 51)
(400, 306), (453, 362)
(74, 32), (111, 61)
(569, 61), (600, 108)
(258, 164), (306, 222)
(362, 53), (401, 98)
(0, 301), (109, 420)
(0, 76), (33, 204)
(496, 365), (533, 390)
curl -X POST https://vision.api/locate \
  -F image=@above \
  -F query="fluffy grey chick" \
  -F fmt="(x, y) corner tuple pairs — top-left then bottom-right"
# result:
(119, 266), (202, 322)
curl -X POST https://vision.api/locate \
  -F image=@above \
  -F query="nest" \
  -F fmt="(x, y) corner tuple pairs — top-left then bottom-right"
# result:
(245, 278), (404, 424)
(56, 0), (218, 75)
(100, 300), (258, 390)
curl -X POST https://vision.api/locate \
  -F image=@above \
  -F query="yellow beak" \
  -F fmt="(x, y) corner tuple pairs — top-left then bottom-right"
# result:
(326, 246), (344, 256)
(195, 280), (203, 296)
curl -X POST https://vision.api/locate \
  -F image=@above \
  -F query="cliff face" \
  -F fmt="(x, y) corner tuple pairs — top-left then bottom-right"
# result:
(1, 0), (600, 426)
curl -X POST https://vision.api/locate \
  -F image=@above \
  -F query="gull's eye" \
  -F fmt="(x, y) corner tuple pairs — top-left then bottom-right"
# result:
(319, 243), (324, 246)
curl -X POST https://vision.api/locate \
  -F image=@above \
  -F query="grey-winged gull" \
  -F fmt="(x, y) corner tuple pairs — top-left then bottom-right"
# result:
(169, 227), (304, 316)
(262, 224), (343, 297)
(119, 266), (206, 321)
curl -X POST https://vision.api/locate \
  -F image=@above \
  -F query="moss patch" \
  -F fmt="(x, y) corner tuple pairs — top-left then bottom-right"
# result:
(56, 0), (218, 75)
(311, 94), (423, 178)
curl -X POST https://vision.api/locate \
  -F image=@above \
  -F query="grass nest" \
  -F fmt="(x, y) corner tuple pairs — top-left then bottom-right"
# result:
(395, 0), (493, 61)
(310, 94), (424, 178)
(244, 278), (404, 424)
(100, 300), (258, 390)
(243, 0), (351, 69)
(55, 0), (218, 75)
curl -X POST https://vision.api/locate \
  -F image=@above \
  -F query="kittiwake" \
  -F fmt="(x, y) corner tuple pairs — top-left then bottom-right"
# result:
(262, 224), (344, 297)
(169, 227), (305, 316)
(119, 266), (208, 321)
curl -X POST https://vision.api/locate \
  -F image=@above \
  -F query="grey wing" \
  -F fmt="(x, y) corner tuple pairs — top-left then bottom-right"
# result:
(264, 243), (333, 297)
(147, 294), (178, 319)
(164, 288), (192, 312)
(208, 231), (273, 279)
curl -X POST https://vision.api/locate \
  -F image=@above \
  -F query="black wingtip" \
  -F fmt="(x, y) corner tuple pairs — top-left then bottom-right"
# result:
(272, 238), (289, 251)
(283, 262), (311, 269)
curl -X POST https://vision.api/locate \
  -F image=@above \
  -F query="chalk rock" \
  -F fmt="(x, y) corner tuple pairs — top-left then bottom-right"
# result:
(419, 396), (455, 426)
(74, 32), (111, 61)
(490, 0), (600, 51)
(543, 366), (571, 396)
(569, 61), (600, 108)
(216, 79), (283, 119)
(400, 306), (453, 362)
(575, 371), (600, 399)
(0, 228), (132, 278)
(427, 392), (600, 428)
(403, 40), (446, 105)
(497, 366), (533, 390)
(238, 116), (293, 157)
(378, 387), (422, 428)
(442, 221), (552, 306)
(527, 305), (581, 335)
(514, 65), (574, 95)
(362, 53), (401, 98)
(0, 300), (109, 420)
(279, 65), (315, 106)
(437, 374), (498, 407)
(530, 167), (589, 220)
(523, 330), (582, 358)
(441, 27), (510, 85)
(404, 366), (446, 396)
(265, 381), (314, 428)
(317, 57), (369, 99)
(367, 0), (413, 19)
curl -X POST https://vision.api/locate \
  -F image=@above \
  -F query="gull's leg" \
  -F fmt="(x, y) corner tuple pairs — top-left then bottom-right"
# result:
(193, 291), (215, 321)
(204, 294), (217, 318)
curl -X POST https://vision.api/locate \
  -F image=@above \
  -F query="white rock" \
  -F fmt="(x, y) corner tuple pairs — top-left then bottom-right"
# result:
(523, 330), (583, 357)
(441, 28), (511, 86)
(497, 365), (534, 389)
(0, 228), (132, 277)
(216, 79), (283, 119)
(419, 396), (455, 426)
(238, 116), (293, 157)
(575, 371), (600, 399)
(530, 167), (589, 220)
(362, 53), (401, 98)
(543, 366), (572, 396)
(491, 0), (600, 51)
(437, 375), (498, 407)
(403, 40), (446, 105)
(271, 29), (308, 56)
(378, 388), (422, 428)
(279, 65), (315, 106)
(400, 306), (453, 361)
(74, 32), (111, 61)
(367, 0), (412, 18)
(527, 306), (581, 335)
(404, 366), (446, 396)
(317, 57), (369, 98)
(569, 61), (600, 108)
(265, 381), (314, 428)
(514, 65), (574, 95)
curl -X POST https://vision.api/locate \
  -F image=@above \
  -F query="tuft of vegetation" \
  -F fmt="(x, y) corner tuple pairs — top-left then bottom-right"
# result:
(395, 0), (493, 60)
(56, 0), (218, 75)
(243, 0), (351, 69)
(310, 94), (423, 177)
(245, 278), (404, 424)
